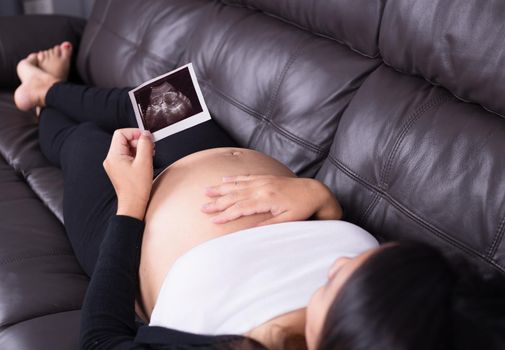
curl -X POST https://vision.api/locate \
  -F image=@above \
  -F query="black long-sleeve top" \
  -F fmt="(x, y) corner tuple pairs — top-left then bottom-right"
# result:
(79, 215), (264, 349)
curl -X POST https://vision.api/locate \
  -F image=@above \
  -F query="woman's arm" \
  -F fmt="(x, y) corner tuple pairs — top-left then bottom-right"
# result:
(80, 129), (154, 349)
(80, 215), (147, 350)
(201, 175), (343, 226)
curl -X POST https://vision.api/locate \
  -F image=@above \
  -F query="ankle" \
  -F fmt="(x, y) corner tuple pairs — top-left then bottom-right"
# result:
(38, 79), (59, 107)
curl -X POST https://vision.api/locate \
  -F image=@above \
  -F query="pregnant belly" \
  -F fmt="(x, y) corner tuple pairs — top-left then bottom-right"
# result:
(139, 147), (294, 318)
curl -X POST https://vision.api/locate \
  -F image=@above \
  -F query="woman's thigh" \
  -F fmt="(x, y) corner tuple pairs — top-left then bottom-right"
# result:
(38, 106), (121, 275)
(59, 122), (119, 276)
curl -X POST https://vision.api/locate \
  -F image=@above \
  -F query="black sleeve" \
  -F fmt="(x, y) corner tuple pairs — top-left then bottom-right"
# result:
(79, 215), (149, 350)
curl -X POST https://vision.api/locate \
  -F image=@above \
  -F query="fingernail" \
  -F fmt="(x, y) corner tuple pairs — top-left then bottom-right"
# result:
(142, 130), (151, 136)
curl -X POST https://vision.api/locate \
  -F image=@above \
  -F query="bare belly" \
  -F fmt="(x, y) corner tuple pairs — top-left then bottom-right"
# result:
(139, 147), (294, 318)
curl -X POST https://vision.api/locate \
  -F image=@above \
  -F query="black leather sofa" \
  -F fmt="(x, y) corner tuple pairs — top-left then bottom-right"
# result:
(1, 1), (504, 349)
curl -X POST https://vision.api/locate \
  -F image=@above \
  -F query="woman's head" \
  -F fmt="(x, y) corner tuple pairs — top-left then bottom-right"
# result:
(306, 241), (505, 350)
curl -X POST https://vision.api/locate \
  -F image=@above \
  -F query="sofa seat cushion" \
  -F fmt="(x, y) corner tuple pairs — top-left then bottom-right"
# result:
(0, 92), (64, 222)
(0, 92), (88, 348)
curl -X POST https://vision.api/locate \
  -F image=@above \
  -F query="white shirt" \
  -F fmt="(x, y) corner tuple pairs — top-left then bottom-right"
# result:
(149, 220), (378, 335)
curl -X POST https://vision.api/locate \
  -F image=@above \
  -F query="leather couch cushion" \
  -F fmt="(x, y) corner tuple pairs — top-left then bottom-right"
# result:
(222, 0), (384, 58)
(316, 65), (505, 275)
(0, 310), (80, 349)
(380, 0), (505, 117)
(0, 93), (64, 222)
(0, 93), (87, 349)
(0, 150), (87, 331)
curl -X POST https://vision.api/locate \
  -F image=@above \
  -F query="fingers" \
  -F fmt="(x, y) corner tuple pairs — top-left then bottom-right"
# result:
(202, 189), (250, 213)
(109, 128), (141, 157)
(205, 181), (251, 197)
(205, 175), (273, 197)
(210, 200), (273, 224)
(134, 130), (155, 165)
(222, 174), (271, 183)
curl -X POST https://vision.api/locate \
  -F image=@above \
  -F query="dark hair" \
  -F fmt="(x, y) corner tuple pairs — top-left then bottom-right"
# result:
(317, 242), (505, 350)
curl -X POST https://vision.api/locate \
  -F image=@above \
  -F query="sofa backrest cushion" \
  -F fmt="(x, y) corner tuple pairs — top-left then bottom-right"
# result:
(380, 0), (505, 117)
(222, 0), (384, 58)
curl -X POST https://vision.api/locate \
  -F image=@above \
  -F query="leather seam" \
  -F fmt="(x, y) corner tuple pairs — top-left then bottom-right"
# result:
(250, 36), (314, 149)
(201, 81), (324, 154)
(360, 94), (451, 225)
(208, 9), (256, 73)
(201, 80), (264, 120)
(95, 22), (177, 68)
(264, 37), (309, 120)
(358, 193), (382, 227)
(380, 94), (451, 189)
(327, 155), (505, 273)
(487, 213), (505, 259)
(1, 308), (84, 330)
(79, 0), (112, 82)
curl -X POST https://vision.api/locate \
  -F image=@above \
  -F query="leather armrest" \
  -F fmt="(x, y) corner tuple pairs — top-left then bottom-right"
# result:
(0, 15), (86, 89)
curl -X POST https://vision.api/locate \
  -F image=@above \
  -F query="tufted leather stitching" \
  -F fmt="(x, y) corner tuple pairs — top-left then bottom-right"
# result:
(487, 213), (505, 259)
(380, 94), (452, 189)
(326, 155), (505, 274)
(95, 20), (178, 70)
(357, 192), (382, 228)
(249, 36), (312, 149)
(201, 80), (264, 120)
(358, 94), (452, 225)
(202, 79), (324, 154)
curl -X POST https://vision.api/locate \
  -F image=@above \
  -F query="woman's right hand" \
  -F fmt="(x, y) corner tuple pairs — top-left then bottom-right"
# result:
(102, 128), (155, 220)
(201, 175), (343, 226)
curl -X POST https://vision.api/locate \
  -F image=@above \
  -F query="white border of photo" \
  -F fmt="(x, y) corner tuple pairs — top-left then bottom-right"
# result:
(128, 63), (211, 142)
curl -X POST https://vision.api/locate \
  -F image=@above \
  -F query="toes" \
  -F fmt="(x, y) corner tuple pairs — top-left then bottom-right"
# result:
(26, 53), (38, 65)
(54, 45), (62, 57)
(61, 41), (73, 57)
(37, 51), (44, 62)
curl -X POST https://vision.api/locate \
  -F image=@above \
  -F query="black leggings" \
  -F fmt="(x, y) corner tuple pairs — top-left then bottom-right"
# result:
(38, 82), (238, 276)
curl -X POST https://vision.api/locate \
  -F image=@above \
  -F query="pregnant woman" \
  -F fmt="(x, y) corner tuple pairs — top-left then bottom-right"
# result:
(14, 43), (505, 350)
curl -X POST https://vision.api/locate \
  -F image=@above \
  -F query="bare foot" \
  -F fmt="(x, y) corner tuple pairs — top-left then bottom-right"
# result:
(36, 42), (72, 81)
(16, 53), (39, 84)
(14, 64), (59, 112)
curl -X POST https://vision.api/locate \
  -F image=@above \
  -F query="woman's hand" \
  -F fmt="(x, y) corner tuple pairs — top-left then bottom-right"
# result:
(201, 175), (343, 226)
(102, 128), (155, 220)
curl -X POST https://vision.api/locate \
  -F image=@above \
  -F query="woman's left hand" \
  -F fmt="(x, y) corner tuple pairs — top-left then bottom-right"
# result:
(102, 128), (155, 220)
(201, 175), (343, 226)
